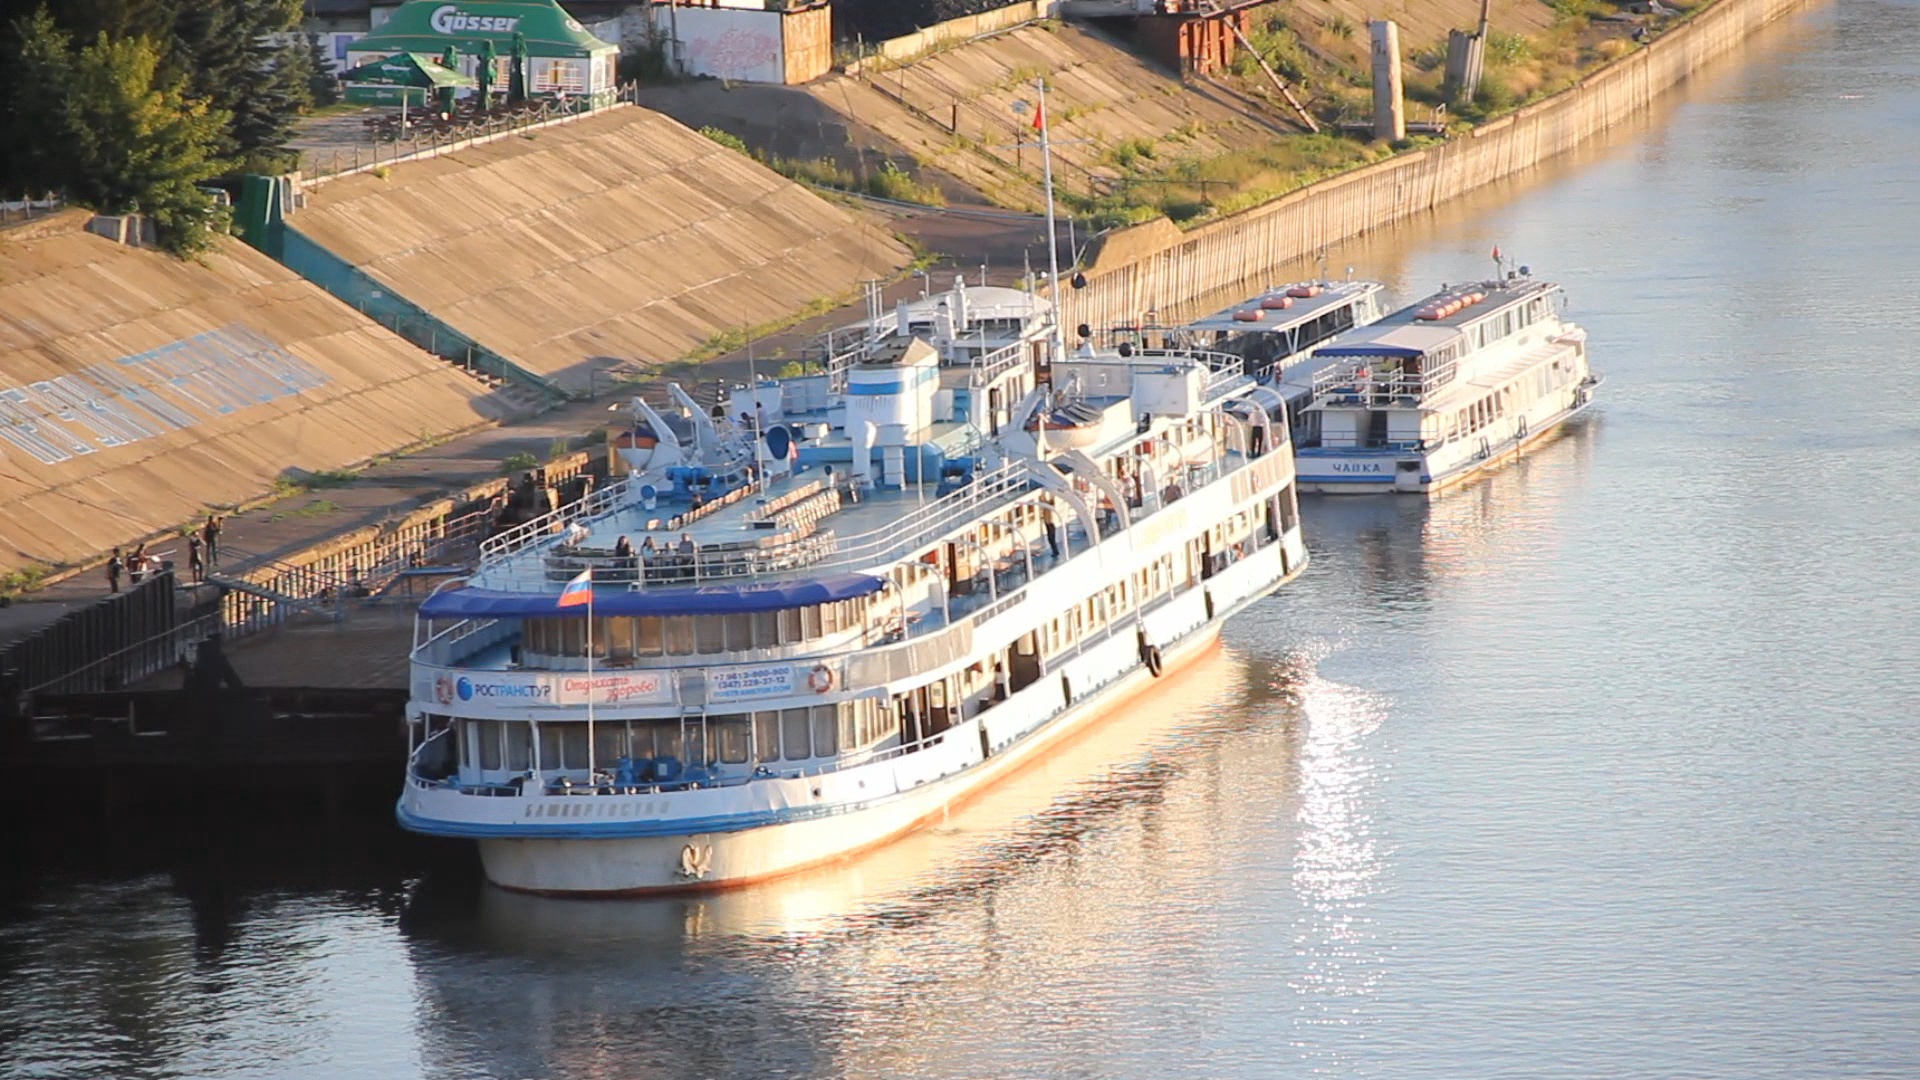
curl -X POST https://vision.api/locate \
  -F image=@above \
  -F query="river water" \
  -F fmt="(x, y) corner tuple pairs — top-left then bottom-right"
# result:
(5, 3), (1917, 1077)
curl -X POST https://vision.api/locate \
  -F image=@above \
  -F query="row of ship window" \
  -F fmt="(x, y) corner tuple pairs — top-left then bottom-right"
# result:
(519, 595), (877, 659)
(1444, 356), (1573, 442)
(458, 697), (899, 773)
(1465, 297), (1551, 351)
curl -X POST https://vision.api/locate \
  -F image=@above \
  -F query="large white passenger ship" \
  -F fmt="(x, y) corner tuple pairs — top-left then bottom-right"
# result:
(1293, 266), (1600, 494)
(396, 278), (1311, 894)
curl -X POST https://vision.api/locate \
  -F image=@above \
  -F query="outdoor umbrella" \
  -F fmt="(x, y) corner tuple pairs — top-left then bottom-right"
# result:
(476, 38), (496, 106)
(509, 31), (530, 104)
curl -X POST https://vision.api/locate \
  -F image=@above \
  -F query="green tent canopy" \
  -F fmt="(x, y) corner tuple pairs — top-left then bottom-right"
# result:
(345, 0), (618, 97)
(340, 51), (475, 106)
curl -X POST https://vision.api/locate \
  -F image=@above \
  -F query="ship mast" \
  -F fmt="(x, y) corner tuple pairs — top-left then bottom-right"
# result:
(1035, 78), (1066, 360)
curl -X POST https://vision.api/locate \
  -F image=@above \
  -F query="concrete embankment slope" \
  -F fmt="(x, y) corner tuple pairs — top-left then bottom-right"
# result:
(1066, 0), (1822, 328)
(0, 213), (507, 577)
(288, 107), (915, 393)
(648, 22), (1293, 211)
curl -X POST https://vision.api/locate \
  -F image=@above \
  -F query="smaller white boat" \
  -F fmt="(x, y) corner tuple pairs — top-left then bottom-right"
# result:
(1293, 266), (1600, 495)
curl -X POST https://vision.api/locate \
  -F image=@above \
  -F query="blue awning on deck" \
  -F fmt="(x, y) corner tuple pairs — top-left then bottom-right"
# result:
(1310, 343), (1427, 359)
(420, 573), (888, 618)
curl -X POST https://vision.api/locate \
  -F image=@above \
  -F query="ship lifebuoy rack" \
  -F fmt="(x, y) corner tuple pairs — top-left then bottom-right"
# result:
(808, 664), (835, 693)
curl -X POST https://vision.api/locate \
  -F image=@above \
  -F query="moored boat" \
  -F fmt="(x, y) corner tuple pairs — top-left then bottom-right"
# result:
(396, 281), (1312, 893)
(1292, 264), (1600, 495)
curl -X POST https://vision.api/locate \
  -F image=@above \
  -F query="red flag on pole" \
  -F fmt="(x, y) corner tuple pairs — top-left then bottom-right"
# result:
(1031, 101), (1044, 132)
(1491, 244), (1502, 260)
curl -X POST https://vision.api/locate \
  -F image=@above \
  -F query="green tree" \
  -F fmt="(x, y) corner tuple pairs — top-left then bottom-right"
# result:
(302, 32), (341, 107)
(61, 31), (232, 252)
(167, 0), (309, 172)
(1, 9), (78, 194)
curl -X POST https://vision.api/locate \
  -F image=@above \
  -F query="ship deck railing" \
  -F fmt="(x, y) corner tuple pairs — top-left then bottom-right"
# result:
(415, 447), (1242, 678)
(1299, 435), (1438, 453)
(466, 460), (1035, 594)
(409, 493), (1289, 799)
(477, 475), (636, 567)
(1310, 357), (1459, 404)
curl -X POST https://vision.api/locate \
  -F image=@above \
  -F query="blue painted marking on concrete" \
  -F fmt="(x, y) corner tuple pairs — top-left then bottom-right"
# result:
(0, 324), (334, 465)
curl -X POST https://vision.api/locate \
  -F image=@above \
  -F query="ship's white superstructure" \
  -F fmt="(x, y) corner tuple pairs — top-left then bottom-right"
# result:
(1293, 267), (1600, 495)
(396, 281), (1310, 894)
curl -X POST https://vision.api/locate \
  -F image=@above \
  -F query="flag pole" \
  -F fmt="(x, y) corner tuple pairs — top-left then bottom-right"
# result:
(585, 569), (596, 782)
(1035, 77), (1066, 360)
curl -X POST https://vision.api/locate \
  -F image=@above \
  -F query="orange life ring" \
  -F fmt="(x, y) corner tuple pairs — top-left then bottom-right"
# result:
(808, 664), (834, 693)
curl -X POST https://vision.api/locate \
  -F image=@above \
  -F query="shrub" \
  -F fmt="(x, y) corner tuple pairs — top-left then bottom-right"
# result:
(864, 160), (945, 206)
(1110, 137), (1157, 170)
(697, 126), (749, 154)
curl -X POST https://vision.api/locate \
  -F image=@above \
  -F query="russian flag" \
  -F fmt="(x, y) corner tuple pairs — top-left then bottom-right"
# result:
(557, 568), (594, 608)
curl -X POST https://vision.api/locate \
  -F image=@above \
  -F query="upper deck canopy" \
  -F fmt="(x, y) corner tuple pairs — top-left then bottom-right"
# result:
(420, 573), (888, 618)
(1185, 281), (1378, 335)
(1312, 323), (1463, 359)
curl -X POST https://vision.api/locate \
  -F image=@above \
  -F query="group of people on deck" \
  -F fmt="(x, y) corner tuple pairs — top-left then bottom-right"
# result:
(603, 532), (700, 582)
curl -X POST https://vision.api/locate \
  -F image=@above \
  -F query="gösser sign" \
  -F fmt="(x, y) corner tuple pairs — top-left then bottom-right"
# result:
(430, 5), (520, 34)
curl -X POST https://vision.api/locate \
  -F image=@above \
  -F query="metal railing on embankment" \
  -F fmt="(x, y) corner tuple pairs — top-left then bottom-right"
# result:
(0, 572), (219, 695)
(0, 193), (65, 228)
(299, 84), (640, 184)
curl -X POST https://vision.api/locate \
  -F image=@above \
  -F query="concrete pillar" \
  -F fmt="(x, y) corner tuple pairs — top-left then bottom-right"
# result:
(1445, 29), (1488, 105)
(1370, 20), (1406, 143)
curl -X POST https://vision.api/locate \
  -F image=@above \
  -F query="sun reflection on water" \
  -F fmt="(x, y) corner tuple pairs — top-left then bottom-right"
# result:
(1286, 661), (1392, 1068)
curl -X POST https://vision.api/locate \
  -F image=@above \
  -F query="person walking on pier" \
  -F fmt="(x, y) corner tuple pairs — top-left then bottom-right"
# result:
(201, 515), (222, 568)
(187, 534), (205, 583)
(106, 548), (123, 594)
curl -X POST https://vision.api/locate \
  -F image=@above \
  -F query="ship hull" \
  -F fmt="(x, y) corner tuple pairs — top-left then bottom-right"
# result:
(1296, 380), (1598, 496)
(473, 618), (1228, 896)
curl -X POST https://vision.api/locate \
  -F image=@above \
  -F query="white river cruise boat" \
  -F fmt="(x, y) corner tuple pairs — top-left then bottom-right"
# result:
(1292, 266), (1600, 494)
(396, 280), (1311, 894)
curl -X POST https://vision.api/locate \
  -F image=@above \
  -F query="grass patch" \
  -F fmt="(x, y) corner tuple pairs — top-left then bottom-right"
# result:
(706, 120), (947, 207)
(698, 125), (750, 154)
(1110, 137), (1158, 171)
(686, 293), (845, 364)
(1232, 14), (1312, 84)
(501, 451), (540, 475)
(863, 160), (947, 205)
(0, 564), (50, 598)
(302, 468), (359, 489)
(1065, 133), (1377, 229)
(1550, 0), (1614, 25)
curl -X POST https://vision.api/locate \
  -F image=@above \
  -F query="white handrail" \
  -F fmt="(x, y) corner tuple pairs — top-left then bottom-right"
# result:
(478, 476), (634, 566)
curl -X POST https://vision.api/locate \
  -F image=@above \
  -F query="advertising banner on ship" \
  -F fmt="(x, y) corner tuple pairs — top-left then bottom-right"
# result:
(413, 668), (672, 709)
(708, 663), (796, 704)
(554, 671), (671, 707)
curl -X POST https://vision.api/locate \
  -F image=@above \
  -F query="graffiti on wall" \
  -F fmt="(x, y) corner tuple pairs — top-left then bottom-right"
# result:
(675, 8), (785, 84)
